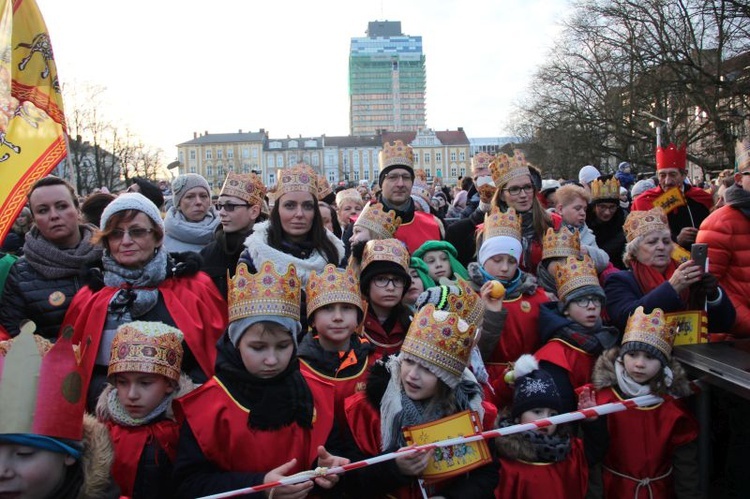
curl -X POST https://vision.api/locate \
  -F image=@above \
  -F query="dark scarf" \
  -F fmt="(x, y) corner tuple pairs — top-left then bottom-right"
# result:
(23, 224), (103, 279)
(214, 335), (314, 430)
(297, 333), (372, 377)
(103, 249), (168, 318)
(520, 210), (536, 269)
(548, 318), (619, 355)
(498, 417), (572, 463)
(378, 196), (416, 224)
(216, 227), (252, 258)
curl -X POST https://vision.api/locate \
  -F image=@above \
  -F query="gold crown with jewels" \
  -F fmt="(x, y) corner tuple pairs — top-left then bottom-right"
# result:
(623, 306), (676, 359)
(554, 254), (599, 302)
(228, 261), (301, 324)
(108, 321), (184, 383)
(483, 206), (521, 242)
(276, 163), (318, 197)
(623, 207), (669, 242)
(354, 202), (402, 240)
(306, 264), (364, 319)
(379, 140), (414, 169)
(360, 238), (410, 274)
(542, 226), (581, 260)
(591, 177), (621, 202)
(220, 172), (266, 207)
(489, 153), (530, 188)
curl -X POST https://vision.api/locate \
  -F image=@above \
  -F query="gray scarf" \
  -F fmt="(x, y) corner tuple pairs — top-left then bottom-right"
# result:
(106, 386), (176, 427)
(23, 224), (103, 279)
(103, 249), (168, 318)
(163, 206), (220, 251)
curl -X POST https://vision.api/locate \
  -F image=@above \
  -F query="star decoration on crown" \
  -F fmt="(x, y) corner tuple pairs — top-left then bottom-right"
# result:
(228, 261), (301, 324)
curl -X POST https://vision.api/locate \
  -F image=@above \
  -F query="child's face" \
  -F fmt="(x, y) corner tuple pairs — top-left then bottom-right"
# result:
(622, 350), (662, 384)
(368, 273), (406, 311)
(238, 323), (294, 378)
(422, 250), (451, 281)
(519, 408), (559, 435)
(403, 268), (425, 306)
(483, 254), (518, 281)
(565, 295), (602, 328)
(349, 225), (372, 245)
(400, 357), (439, 401)
(114, 372), (175, 419)
(0, 444), (75, 498)
(311, 303), (359, 350)
(337, 201), (362, 226)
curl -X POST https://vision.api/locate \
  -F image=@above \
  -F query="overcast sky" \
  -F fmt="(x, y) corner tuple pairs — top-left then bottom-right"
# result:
(36, 0), (572, 161)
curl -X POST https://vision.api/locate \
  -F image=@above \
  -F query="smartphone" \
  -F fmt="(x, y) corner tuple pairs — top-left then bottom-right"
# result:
(691, 243), (708, 271)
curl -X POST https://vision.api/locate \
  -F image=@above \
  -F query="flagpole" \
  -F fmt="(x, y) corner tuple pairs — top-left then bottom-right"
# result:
(197, 394), (663, 499)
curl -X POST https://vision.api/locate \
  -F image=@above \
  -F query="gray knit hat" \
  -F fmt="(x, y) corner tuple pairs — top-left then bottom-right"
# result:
(171, 173), (210, 208)
(99, 193), (164, 231)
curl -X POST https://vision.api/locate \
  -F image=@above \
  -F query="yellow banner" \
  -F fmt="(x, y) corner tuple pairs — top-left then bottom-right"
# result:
(0, 0), (66, 242)
(668, 310), (708, 346)
(653, 187), (686, 214)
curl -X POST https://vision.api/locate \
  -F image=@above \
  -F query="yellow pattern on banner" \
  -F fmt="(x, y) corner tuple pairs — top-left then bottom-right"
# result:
(667, 310), (708, 346)
(402, 410), (492, 484)
(653, 187), (686, 214)
(0, 0), (66, 242)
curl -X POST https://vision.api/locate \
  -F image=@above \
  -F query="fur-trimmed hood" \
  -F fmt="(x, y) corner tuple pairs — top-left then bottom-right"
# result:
(95, 373), (197, 422)
(592, 347), (694, 398)
(76, 413), (118, 499)
(243, 220), (345, 285)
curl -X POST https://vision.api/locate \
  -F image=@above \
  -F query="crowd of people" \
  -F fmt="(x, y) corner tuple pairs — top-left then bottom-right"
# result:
(0, 137), (747, 498)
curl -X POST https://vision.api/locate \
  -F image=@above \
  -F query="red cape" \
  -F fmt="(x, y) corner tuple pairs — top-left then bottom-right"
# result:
(632, 185), (713, 212)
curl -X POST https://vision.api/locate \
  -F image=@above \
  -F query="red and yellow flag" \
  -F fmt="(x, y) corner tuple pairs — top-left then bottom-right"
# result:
(0, 0), (66, 242)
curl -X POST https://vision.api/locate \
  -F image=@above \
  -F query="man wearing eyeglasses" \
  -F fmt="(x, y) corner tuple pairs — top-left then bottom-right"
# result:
(631, 143), (712, 249)
(200, 172), (266, 298)
(696, 139), (750, 336)
(344, 140), (442, 256)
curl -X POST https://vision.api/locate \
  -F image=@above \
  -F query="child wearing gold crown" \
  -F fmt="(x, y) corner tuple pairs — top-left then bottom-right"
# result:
(0, 324), (120, 498)
(359, 239), (414, 359)
(495, 354), (589, 499)
(172, 261), (348, 498)
(534, 255), (619, 413)
(579, 306), (699, 499)
(95, 321), (194, 499)
(468, 207), (550, 409)
(342, 304), (498, 498)
(298, 264), (374, 430)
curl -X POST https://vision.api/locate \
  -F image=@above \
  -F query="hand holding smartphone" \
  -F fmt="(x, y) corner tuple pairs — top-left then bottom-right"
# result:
(691, 243), (708, 272)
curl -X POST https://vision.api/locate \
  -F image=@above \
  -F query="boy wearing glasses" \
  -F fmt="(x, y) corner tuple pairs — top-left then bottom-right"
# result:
(535, 254), (619, 413)
(200, 172), (266, 298)
(359, 238), (413, 359)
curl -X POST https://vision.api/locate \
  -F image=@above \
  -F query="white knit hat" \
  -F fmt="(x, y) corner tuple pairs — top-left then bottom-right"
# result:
(578, 165), (601, 185)
(100, 193), (164, 230)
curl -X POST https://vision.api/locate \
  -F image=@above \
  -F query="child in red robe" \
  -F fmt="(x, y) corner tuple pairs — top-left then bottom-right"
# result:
(96, 321), (193, 499)
(299, 264), (374, 429)
(468, 207), (550, 408)
(343, 304), (499, 498)
(172, 261), (348, 499)
(494, 354), (589, 499)
(580, 306), (700, 499)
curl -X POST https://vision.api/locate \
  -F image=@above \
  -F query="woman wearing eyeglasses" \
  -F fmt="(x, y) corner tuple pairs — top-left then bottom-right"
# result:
(587, 178), (628, 270)
(200, 173), (266, 299)
(0, 176), (103, 341)
(163, 173), (220, 253)
(490, 157), (560, 275)
(61, 193), (227, 410)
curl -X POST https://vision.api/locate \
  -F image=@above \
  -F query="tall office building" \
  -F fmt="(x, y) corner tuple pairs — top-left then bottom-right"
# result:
(349, 21), (427, 136)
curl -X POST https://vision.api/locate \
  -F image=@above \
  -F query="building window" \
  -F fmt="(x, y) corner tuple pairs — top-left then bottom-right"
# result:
(460, 167), (466, 177)
(328, 171), (335, 182)
(289, 154), (297, 165)
(459, 152), (466, 161)
(276, 156), (283, 168)
(451, 167), (457, 177)
(424, 153), (430, 164)
(354, 170), (360, 181)
(436, 168), (442, 179)
(207, 165), (213, 176)
(252, 148), (258, 158)
(217, 150), (223, 160)
(414, 152), (420, 163)
(227, 149), (234, 159)
(364, 170), (370, 180)
(426, 168), (432, 178)
(268, 173), (275, 185)
(289, 140), (298, 148)
(206, 150), (212, 160)
(190, 150), (196, 160)
(243, 148), (250, 158)
(311, 155), (320, 167)
(243, 165), (250, 174)
(436, 152), (442, 163)
(451, 152), (456, 161)
(190, 166), (197, 174)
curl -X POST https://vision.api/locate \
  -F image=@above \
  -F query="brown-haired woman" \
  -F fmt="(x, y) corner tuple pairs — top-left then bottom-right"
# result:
(0, 176), (103, 340)
(62, 193), (227, 410)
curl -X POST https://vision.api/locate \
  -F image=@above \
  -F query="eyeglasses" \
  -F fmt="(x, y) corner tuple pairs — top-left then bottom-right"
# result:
(571, 295), (603, 308)
(372, 276), (406, 288)
(503, 184), (534, 196)
(215, 203), (250, 212)
(383, 172), (412, 183)
(596, 204), (618, 213)
(109, 227), (154, 241)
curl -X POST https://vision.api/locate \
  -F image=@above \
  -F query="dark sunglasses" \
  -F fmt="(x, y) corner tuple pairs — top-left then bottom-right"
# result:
(215, 203), (250, 212)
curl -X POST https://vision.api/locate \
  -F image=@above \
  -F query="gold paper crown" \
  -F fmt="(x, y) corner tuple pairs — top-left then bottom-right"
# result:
(554, 255), (600, 302)
(489, 153), (530, 188)
(276, 163), (318, 197)
(220, 172), (266, 207)
(108, 321), (184, 383)
(445, 278), (486, 327)
(542, 226), (581, 260)
(317, 174), (333, 201)
(361, 238), (410, 274)
(228, 261), (301, 324)
(623, 207), (669, 242)
(379, 140), (414, 169)
(591, 177), (621, 202)
(306, 264), (364, 319)
(335, 188), (363, 207)
(354, 202), (402, 240)
(411, 179), (432, 205)
(483, 206), (522, 241)
(401, 304), (476, 383)
(471, 152), (494, 170)
(623, 306), (676, 360)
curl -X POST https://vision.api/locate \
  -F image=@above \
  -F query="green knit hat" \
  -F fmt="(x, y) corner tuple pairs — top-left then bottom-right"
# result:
(412, 241), (469, 281)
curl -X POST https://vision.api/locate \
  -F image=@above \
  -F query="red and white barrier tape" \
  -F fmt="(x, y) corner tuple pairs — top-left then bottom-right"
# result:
(198, 393), (663, 499)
